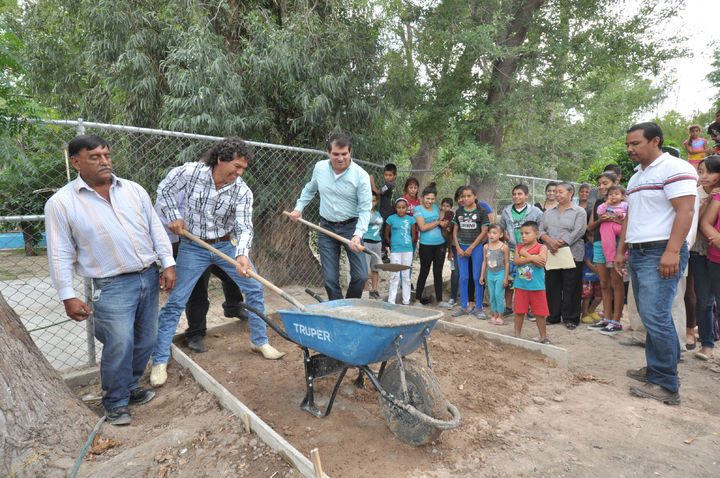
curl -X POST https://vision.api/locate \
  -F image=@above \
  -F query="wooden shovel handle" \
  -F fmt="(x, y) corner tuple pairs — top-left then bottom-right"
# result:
(181, 230), (306, 311)
(282, 211), (365, 252)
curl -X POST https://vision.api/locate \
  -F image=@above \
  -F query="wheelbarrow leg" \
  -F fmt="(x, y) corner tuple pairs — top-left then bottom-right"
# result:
(300, 348), (350, 418)
(422, 327), (433, 370)
(300, 348), (323, 417)
(354, 369), (368, 389)
(377, 361), (387, 381)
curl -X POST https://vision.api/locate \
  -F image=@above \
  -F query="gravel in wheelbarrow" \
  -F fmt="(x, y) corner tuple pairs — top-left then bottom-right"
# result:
(277, 299), (443, 366)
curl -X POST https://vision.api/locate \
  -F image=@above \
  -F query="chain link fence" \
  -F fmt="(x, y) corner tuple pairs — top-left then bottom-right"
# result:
(0, 118), (570, 371)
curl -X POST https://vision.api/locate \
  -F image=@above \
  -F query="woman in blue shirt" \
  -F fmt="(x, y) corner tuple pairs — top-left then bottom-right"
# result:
(414, 183), (449, 305)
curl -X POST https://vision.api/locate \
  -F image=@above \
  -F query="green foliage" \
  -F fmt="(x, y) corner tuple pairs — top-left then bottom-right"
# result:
(708, 50), (720, 108)
(0, 126), (69, 244)
(11, 0), (695, 190)
(578, 140), (634, 186)
(18, 0), (394, 157)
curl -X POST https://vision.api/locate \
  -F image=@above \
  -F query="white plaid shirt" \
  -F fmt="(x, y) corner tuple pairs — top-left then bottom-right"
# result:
(157, 162), (254, 257)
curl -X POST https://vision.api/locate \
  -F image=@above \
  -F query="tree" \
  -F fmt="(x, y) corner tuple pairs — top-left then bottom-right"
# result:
(18, 0), (393, 284)
(0, 293), (95, 475)
(707, 50), (720, 108)
(383, 0), (682, 206)
(1, 3), (61, 255)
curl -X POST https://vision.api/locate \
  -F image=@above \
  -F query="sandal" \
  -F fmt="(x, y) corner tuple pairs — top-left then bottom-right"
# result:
(695, 350), (714, 361)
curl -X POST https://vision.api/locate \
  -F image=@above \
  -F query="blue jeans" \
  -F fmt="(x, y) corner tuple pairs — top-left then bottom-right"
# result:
(317, 219), (368, 300)
(458, 244), (484, 310)
(690, 252), (718, 349)
(92, 265), (159, 410)
(153, 239), (268, 365)
(628, 243), (688, 392)
(487, 269), (506, 314)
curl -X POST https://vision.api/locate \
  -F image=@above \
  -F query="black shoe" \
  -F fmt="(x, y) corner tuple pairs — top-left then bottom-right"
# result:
(186, 335), (207, 353)
(564, 322), (577, 330)
(129, 388), (156, 406)
(106, 406), (132, 425)
(224, 306), (249, 320)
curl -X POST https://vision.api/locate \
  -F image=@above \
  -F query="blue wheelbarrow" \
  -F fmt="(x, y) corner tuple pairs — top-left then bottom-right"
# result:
(276, 296), (461, 446)
(185, 231), (461, 446)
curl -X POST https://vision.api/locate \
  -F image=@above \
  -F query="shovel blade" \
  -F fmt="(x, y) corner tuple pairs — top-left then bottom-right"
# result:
(375, 263), (411, 272)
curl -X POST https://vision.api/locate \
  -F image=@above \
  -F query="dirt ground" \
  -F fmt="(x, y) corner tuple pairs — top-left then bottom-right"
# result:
(73, 369), (299, 478)
(72, 280), (720, 477)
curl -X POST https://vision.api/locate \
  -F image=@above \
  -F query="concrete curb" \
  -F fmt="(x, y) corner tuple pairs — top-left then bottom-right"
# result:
(171, 343), (329, 478)
(436, 320), (569, 368)
(62, 365), (100, 388)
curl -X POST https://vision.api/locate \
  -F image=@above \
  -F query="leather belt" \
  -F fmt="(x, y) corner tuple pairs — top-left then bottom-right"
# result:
(626, 240), (669, 250)
(201, 233), (231, 244)
(320, 217), (357, 226)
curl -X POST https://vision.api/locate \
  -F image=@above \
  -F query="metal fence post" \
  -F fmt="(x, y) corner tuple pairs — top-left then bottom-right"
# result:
(84, 277), (96, 366)
(531, 178), (536, 205)
(76, 118), (85, 135)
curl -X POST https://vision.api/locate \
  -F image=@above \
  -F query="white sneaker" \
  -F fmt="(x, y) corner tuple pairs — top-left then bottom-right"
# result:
(250, 343), (286, 360)
(150, 363), (167, 387)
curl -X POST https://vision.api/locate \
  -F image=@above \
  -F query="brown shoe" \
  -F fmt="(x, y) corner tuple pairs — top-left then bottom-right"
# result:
(629, 382), (680, 406)
(626, 366), (647, 382)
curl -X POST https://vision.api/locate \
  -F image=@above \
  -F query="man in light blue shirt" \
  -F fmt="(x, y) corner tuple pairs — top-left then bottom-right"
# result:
(289, 133), (372, 299)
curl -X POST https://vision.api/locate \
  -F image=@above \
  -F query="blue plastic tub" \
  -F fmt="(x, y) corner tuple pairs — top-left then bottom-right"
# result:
(277, 299), (442, 366)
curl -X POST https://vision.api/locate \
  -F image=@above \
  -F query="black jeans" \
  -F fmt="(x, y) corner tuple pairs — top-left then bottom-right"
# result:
(545, 261), (583, 324)
(416, 243), (446, 302)
(185, 264), (244, 339)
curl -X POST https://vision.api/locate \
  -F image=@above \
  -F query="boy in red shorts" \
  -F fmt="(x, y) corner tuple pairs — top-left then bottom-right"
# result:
(513, 221), (551, 344)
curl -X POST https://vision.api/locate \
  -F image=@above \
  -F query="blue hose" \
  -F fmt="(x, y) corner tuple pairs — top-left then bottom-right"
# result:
(69, 415), (106, 478)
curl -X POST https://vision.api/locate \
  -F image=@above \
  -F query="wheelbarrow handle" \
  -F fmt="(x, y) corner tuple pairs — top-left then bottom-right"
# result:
(181, 230), (307, 312)
(282, 211), (382, 262)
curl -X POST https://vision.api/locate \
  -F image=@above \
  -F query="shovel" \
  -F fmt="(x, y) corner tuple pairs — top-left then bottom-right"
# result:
(182, 230), (308, 312)
(282, 211), (410, 272)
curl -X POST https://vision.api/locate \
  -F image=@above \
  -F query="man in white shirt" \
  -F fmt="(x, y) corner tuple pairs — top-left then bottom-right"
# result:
(45, 135), (177, 425)
(615, 122), (697, 406)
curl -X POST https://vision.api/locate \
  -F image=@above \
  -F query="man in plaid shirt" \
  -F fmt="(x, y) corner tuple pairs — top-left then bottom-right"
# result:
(151, 138), (284, 387)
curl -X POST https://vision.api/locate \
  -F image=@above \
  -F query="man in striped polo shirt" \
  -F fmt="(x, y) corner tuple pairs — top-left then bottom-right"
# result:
(615, 122), (697, 405)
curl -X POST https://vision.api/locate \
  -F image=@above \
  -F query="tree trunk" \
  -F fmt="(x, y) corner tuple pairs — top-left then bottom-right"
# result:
(410, 138), (441, 190)
(252, 200), (324, 287)
(472, 0), (547, 214)
(21, 222), (37, 257)
(0, 293), (95, 476)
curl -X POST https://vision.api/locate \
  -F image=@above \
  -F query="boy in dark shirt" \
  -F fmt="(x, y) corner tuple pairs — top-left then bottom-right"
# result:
(371, 163), (397, 261)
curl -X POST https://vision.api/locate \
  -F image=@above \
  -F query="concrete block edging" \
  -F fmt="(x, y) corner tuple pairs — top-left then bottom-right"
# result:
(170, 344), (329, 478)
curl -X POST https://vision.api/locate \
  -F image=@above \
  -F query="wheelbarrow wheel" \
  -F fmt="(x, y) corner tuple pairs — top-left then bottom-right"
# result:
(378, 358), (448, 446)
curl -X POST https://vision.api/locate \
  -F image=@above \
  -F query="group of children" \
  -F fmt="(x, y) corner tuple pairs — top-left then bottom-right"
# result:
(363, 159), (640, 346)
(364, 164), (548, 342)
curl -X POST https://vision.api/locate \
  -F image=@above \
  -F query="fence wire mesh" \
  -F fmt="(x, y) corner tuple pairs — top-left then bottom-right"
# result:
(0, 118), (566, 371)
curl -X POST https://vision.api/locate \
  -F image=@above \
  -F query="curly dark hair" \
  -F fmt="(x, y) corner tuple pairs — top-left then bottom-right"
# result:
(203, 137), (254, 168)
